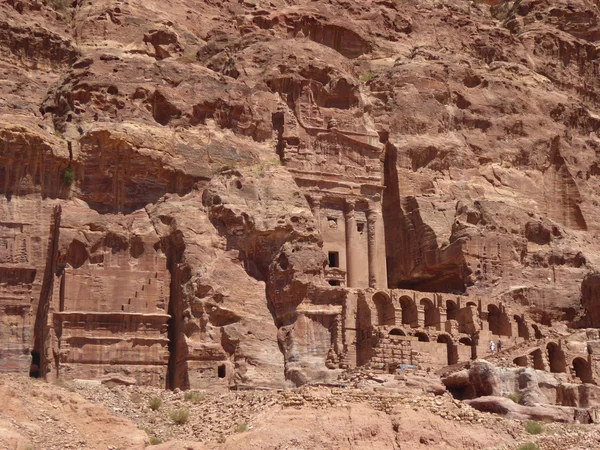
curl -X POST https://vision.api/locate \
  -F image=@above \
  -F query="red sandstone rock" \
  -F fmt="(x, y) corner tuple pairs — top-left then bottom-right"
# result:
(1, 0), (600, 408)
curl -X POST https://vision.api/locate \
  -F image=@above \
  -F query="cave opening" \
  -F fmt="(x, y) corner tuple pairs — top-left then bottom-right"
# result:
(29, 351), (41, 378)
(547, 343), (567, 373)
(572, 358), (593, 383)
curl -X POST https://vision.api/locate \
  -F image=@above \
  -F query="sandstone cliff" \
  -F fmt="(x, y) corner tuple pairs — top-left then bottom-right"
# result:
(2, 0), (600, 393)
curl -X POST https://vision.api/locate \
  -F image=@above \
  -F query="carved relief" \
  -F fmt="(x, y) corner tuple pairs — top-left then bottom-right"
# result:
(0, 223), (31, 266)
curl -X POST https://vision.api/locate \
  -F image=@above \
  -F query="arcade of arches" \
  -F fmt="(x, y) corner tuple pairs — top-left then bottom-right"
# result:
(324, 288), (597, 384)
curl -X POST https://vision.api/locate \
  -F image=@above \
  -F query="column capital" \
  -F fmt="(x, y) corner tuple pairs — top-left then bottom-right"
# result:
(309, 194), (322, 208)
(344, 199), (356, 217)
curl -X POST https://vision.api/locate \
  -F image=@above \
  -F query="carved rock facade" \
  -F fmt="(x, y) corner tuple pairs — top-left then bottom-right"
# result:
(1, 0), (600, 400)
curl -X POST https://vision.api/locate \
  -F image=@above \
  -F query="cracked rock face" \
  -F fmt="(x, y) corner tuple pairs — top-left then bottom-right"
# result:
(2, 0), (600, 391)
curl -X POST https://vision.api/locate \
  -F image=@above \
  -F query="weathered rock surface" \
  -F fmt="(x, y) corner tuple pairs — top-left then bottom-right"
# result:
(2, 0), (600, 403)
(465, 395), (574, 422)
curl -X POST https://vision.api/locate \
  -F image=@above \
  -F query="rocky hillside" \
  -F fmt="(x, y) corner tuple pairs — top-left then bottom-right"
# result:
(2, 373), (599, 450)
(2, 0), (600, 395)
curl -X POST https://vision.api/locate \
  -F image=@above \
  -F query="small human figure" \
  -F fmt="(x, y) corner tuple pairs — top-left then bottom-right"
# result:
(490, 340), (495, 353)
(497, 340), (503, 352)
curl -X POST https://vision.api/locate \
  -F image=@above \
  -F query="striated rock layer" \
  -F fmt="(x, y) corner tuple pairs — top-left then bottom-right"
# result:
(1, 0), (600, 394)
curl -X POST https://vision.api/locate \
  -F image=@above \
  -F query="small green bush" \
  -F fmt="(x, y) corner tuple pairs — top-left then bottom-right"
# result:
(507, 392), (521, 404)
(517, 443), (539, 450)
(148, 397), (162, 411)
(524, 420), (543, 435)
(184, 390), (205, 403)
(235, 423), (249, 433)
(359, 72), (375, 82)
(169, 408), (189, 425)
(50, 0), (70, 11)
(63, 167), (75, 186)
(148, 436), (163, 445)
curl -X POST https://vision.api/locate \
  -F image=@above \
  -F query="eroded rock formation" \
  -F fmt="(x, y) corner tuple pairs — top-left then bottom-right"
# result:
(1, 0), (600, 401)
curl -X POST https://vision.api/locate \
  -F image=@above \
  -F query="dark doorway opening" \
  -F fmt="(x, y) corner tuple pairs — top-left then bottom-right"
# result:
(328, 251), (340, 268)
(415, 332), (429, 342)
(218, 364), (226, 378)
(29, 351), (41, 378)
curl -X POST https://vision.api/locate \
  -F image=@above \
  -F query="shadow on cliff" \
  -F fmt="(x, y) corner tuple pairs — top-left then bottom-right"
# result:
(383, 141), (469, 293)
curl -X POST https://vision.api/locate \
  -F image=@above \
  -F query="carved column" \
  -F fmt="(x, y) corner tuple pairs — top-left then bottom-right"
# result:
(367, 207), (377, 288)
(344, 199), (360, 288)
(367, 201), (387, 289)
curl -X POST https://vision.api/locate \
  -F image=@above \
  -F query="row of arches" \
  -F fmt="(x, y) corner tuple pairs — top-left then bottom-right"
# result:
(512, 343), (594, 383)
(373, 292), (447, 328)
(388, 328), (474, 365)
(374, 292), (529, 337)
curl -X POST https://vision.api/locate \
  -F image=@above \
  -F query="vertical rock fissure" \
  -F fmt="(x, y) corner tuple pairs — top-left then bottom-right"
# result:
(165, 246), (180, 390)
(382, 141), (401, 289)
(164, 230), (187, 390)
(30, 205), (61, 379)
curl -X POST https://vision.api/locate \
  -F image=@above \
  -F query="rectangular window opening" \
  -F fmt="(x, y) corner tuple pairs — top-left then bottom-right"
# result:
(328, 251), (339, 268)
(328, 280), (340, 286)
(357, 222), (365, 233)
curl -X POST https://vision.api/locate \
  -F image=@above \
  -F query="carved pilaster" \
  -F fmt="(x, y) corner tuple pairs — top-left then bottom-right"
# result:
(344, 199), (359, 287)
(309, 194), (322, 231)
(367, 207), (377, 288)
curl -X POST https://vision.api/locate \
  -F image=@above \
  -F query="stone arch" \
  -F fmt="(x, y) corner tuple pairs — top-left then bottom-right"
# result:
(446, 300), (458, 320)
(399, 296), (418, 327)
(487, 304), (512, 337)
(514, 315), (530, 340)
(373, 292), (395, 326)
(415, 331), (429, 342)
(514, 355), (528, 367)
(572, 357), (593, 383)
(389, 328), (405, 336)
(420, 297), (439, 328)
(466, 301), (477, 308)
(547, 342), (567, 373)
(532, 324), (544, 339)
(530, 348), (545, 370)
(437, 334), (458, 365)
(459, 337), (476, 360)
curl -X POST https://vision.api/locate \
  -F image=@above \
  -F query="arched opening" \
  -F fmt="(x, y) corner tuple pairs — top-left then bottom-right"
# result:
(389, 328), (406, 336)
(415, 332), (429, 342)
(399, 296), (418, 327)
(459, 337), (475, 360)
(532, 324), (543, 339)
(487, 304), (512, 337)
(373, 292), (395, 326)
(437, 334), (458, 365)
(530, 349), (545, 370)
(420, 298), (439, 328)
(514, 315), (530, 340)
(466, 301), (477, 308)
(446, 300), (458, 321)
(514, 355), (528, 367)
(572, 358), (593, 383)
(547, 343), (567, 373)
